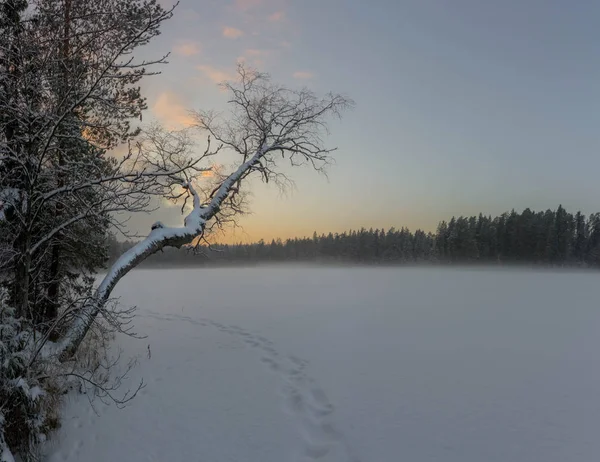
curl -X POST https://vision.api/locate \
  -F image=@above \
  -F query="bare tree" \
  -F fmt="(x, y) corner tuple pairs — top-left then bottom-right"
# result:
(0, 1), (178, 457)
(0, 3), (351, 456)
(46, 64), (353, 359)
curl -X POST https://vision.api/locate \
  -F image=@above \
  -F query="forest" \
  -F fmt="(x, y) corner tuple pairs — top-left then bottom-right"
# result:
(109, 205), (600, 267)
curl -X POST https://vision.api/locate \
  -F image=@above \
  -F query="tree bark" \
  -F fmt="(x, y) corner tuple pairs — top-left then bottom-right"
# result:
(45, 0), (72, 328)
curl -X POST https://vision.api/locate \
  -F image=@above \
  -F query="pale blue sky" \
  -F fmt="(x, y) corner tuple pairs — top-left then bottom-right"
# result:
(132, 0), (600, 242)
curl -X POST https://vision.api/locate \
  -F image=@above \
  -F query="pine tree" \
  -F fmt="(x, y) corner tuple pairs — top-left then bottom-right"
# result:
(0, 0), (173, 331)
(573, 211), (587, 263)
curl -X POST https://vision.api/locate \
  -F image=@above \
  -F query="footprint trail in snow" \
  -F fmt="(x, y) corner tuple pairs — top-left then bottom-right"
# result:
(143, 310), (360, 462)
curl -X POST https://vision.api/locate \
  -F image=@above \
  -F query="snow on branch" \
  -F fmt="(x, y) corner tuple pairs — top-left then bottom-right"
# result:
(43, 63), (352, 360)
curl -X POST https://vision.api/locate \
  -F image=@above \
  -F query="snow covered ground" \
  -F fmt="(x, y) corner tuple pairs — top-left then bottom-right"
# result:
(44, 266), (600, 462)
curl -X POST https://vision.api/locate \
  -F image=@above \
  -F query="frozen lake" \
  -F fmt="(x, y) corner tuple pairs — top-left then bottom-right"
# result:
(45, 266), (600, 461)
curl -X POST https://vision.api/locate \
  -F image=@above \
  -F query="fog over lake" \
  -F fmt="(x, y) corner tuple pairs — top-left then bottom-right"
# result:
(46, 266), (600, 462)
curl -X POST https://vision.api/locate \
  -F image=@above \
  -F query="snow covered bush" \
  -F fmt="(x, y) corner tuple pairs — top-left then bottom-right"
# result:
(0, 288), (48, 461)
(0, 288), (127, 460)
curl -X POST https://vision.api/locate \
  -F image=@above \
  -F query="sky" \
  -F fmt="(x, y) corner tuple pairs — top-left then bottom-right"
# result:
(126, 0), (600, 243)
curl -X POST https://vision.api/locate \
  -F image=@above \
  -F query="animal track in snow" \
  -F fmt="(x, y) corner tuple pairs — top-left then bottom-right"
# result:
(204, 321), (356, 461)
(142, 309), (360, 461)
(260, 356), (280, 371)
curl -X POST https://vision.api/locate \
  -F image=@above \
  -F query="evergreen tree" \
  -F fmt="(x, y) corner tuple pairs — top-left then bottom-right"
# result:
(104, 206), (600, 269)
(0, 0), (172, 333)
(573, 211), (587, 263)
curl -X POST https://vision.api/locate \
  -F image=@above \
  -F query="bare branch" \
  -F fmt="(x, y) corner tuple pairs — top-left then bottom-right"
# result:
(32, 64), (352, 362)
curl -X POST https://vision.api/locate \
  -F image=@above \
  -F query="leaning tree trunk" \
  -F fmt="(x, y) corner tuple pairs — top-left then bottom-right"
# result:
(52, 146), (268, 361)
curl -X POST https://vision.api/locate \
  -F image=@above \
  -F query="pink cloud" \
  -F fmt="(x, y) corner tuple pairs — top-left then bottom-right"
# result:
(197, 65), (236, 84)
(268, 11), (285, 22)
(293, 71), (314, 80)
(173, 40), (201, 57)
(152, 92), (195, 129)
(222, 26), (244, 39)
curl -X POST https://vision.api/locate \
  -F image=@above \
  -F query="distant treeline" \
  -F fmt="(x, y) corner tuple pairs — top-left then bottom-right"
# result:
(108, 205), (600, 267)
